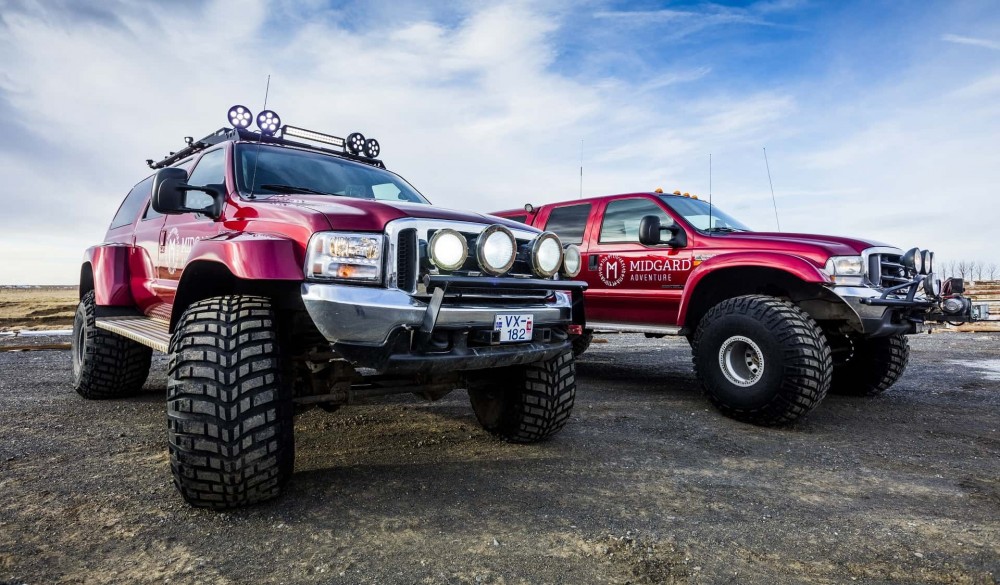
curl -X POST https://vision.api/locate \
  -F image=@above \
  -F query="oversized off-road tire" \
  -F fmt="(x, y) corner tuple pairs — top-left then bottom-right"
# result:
(831, 334), (909, 396)
(572, 330), (594, 357)
(71, 291), (152, 399)
(468, 349), (576, 443)
(167, 296), (294, 510)
(691, 295), (832, 426)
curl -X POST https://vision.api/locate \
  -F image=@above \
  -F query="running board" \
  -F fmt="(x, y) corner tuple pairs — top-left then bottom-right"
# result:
(95, 316), (171, 353)
(588, 322), (682, 336)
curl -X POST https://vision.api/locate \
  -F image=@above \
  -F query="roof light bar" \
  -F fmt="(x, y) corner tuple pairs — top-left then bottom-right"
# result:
(281, 125), (346, 148)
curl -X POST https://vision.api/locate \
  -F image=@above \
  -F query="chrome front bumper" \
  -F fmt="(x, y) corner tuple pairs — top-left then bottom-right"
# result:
(301, 283), (575, 346)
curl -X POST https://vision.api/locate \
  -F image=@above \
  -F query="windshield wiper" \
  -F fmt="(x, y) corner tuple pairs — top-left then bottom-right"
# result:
(705, 227), (746, 234)
(258, 184), (337, 196)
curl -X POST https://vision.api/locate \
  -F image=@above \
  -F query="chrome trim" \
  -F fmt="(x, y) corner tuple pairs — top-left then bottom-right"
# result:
(588, 322), (682, 336)
(302, 283), (572, 345)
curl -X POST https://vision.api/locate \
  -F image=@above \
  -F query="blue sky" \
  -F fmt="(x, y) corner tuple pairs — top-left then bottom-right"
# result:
(1, 0), (998, 283)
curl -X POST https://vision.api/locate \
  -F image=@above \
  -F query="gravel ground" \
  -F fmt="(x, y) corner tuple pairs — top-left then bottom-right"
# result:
(0, 332), (997, 584)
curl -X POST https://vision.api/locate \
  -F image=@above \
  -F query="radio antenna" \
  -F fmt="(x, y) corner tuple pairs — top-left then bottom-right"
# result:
(579, 139), (583, 199)
(763, 146), (781, 232)
(248, 74), (272, 199)
(708, 153), (713, 232)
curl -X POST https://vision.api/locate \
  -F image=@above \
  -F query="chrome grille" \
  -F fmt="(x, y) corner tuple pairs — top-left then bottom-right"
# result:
(868, 251), (910, 288)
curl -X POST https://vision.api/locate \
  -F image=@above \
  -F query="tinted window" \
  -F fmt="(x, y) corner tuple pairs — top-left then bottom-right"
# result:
(544, 204), (591, 245)
(109, 176), (154, 230)
(505, 214), (529, 224)
(236, 144), (429, 204)
(185, 148), (226, 209)
(600, 198), (671, 244)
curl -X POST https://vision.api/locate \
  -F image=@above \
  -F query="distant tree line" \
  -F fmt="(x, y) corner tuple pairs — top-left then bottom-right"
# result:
(937, 260), (999, 282)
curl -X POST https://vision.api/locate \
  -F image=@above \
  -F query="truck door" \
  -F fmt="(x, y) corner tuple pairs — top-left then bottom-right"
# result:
(583, 196), (694, 327)
(156, 147), (227, 307)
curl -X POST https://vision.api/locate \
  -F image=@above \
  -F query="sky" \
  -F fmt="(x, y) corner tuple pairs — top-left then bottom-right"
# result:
(0, 0), (998, 284)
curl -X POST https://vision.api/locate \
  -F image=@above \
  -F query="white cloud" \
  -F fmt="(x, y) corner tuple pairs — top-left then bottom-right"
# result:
(942, 33), (1000, 51)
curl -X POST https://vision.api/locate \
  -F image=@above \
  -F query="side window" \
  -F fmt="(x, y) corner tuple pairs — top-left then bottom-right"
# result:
(599, 198), (671, 244)
(185, 149), (226, 209)
(109, 176), (154, 230)
(544, 204), (591, 245)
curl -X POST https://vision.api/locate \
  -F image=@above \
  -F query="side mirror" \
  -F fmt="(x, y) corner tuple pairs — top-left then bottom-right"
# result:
(638, 215), (688, 248)
(151, 167), (224, 219)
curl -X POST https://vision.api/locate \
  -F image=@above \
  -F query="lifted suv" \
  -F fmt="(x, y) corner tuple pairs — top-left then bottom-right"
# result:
(496, 191), (985, 426)
(74, 106), (586, 509)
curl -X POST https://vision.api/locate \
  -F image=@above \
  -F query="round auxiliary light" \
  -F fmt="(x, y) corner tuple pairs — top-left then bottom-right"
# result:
(257, 110), (281, 135)
(476, 225), (517, 276)
(429, 229), (468, 271)
(921, 250), (934, 275)
(346, 132), (366, 155)
(364, 138), (380, 158)
(923, 273), (941, 297)
(562, 244), (582, 278)
(901, 247), (921, 274)
(531, 232), (563, 278)
(228, 105), (253, 129)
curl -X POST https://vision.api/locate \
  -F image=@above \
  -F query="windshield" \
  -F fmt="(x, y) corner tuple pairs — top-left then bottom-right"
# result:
(235, 144), (430, 204)
(659, 196), (752, 232)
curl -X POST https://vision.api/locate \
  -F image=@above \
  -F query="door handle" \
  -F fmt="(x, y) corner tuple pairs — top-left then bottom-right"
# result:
(588, 254), (598, 271)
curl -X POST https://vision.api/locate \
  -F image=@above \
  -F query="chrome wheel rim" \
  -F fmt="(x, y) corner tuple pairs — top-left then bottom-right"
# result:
(718, 335), (765, 387)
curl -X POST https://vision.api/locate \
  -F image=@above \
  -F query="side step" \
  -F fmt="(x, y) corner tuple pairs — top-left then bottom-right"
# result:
(587, 321), (682, 336)
(95, 316), (171, 353)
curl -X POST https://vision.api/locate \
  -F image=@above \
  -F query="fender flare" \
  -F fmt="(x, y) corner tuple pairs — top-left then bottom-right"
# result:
(677, 251), (832, 327)
(81, 245), (134, 306)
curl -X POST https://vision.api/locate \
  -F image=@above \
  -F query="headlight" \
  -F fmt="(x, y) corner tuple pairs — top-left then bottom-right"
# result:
(305, 232), (384, 282)
(824, 256), (865, 285)
(825, 256), (864, 276)
(923, 273), (941, 297)
(429, 229), (468, 271)
(562, 244), (582, 278)
(476, 225), (517, 275)
(530, 232), (563, 278)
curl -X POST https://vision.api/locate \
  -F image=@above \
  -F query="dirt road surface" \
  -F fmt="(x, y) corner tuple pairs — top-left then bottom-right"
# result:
(1, 332), (997, 584)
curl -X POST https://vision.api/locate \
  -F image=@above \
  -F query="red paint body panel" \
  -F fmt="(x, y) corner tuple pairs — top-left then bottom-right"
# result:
(496, 192), (888, 330)
(186, 233), (305, 281)
(83, 245), (134, 306)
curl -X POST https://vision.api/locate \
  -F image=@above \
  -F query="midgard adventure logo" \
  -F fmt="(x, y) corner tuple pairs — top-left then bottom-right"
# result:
(598, 254), (693, 287)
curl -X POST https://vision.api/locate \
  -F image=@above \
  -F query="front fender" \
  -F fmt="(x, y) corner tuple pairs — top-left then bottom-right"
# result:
(185, 232), (304, 281)
(676, 251), (832, 326)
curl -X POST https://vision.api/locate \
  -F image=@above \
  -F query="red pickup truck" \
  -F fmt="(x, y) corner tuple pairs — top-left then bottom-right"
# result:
(74, 105), (586, 509)
(495, 191), (985, 426)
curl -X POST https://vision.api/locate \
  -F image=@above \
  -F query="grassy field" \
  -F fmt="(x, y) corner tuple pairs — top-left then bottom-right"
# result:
(0, 286), (77, 331)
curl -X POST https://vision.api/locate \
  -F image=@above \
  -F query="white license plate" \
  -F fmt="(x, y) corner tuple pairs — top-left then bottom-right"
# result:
(494, 313), (533, 343)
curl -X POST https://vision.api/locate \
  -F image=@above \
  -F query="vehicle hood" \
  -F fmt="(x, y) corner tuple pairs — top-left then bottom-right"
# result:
(274, 195), (537, 233)
(714, 232), (896, 259)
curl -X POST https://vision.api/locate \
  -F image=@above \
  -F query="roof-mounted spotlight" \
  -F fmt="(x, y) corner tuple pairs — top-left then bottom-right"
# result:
(228, 105), (253, 129)
(257, 110), (281, 135)
(346, 132), (366, 155)
(364, 138), (380, 158)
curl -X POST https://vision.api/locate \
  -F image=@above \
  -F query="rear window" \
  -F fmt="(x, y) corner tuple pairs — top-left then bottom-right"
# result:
(109, 176), (154, 230)
(544, 204), (591, 245)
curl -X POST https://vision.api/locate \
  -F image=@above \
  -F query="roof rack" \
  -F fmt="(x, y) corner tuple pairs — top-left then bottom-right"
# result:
(147, 105), (386, 170)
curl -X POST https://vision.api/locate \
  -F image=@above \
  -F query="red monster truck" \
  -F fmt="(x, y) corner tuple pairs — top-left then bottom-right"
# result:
(73, 105), (586, 509)
(495, 191), (986, 426)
